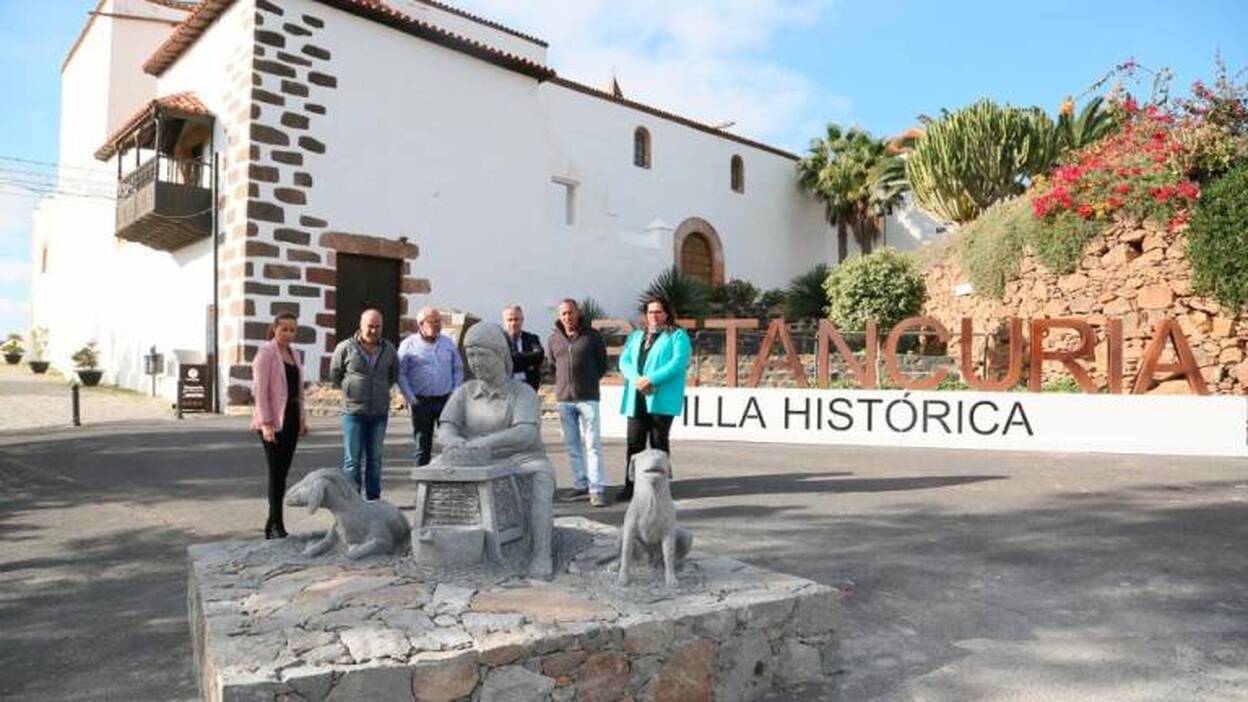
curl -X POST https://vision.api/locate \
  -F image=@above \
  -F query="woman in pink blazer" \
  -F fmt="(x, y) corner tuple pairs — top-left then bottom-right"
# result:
(251, 312), (308, 538)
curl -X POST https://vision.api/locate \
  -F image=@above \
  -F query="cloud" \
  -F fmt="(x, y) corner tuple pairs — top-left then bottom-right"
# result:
(434, 0), (846, 150)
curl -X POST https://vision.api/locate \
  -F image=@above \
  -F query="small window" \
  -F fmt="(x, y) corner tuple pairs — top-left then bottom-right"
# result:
(633, 127), (651, 168)
(730, 155), (744, 193)
(550, 178), (576, 226)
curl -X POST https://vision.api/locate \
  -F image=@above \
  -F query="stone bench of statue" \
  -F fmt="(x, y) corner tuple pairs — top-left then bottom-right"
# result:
(409, 322), (555, 578)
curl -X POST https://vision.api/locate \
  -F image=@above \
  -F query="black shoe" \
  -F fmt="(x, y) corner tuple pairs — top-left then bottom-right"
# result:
(617, 482), (634, 502)
(264, 521), (279, 540)
(275, 523), (288, 539)
(561, 487), (589, 501)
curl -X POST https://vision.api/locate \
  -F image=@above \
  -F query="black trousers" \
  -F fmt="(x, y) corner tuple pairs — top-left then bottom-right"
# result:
(625, 393), (673, 484)
(261, 403), (300, 528)
(410, 394), (450, 466)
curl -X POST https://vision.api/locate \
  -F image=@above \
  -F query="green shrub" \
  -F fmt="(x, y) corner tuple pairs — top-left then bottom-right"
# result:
(578, 296), (604, 328)
(959, 196), (1034, 297)
(2, 333), (23, 355)
(824, 248), (927, 331)
(1040, 376), (1084, 393)
(759, 288), (788, 315)
(1188, 163), (1248, 309)
(1029, 211), (1102, 274)
(72, 341), (100, 370)
(639, 266), (710, 319)
(786, 263), (832, 320)
(710, 279), (761, 317)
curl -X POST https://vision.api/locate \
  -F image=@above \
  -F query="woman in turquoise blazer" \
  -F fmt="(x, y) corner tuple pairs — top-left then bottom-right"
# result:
(618, 294), (692, 500)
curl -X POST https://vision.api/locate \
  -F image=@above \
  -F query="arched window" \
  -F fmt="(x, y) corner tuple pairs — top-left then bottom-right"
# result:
(730, 155), (744, 193)
(633, 127), (651, 168)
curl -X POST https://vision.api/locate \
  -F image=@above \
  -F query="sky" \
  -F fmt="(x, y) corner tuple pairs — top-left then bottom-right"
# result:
(0, 0), (1244, 336)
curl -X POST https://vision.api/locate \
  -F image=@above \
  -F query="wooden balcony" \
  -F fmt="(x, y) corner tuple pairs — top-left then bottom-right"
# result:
(115, 155), (212, 251)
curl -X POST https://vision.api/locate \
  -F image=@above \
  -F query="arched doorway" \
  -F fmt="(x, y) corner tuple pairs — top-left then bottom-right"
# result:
(672, 217), (724, 286)
(680, 232), (714, 284)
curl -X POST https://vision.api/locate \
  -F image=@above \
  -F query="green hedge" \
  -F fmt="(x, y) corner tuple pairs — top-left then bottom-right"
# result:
(824, 248), (927, 330)
(1188, 163), (1248, 310)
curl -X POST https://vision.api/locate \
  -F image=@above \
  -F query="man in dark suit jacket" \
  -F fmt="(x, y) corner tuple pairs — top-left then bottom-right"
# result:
(503, 304), (545, 391)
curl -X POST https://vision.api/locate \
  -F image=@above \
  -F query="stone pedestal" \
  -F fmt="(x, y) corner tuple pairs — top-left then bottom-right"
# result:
(411, 462), (532, 566)
(187, 517), (842, 701)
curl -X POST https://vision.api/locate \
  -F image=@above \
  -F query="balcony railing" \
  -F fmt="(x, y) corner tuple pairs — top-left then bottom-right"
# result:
(115, 154), (213, 251)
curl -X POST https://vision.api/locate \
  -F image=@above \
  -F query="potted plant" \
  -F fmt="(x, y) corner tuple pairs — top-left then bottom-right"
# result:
(2, 333), (23, 365)
(27, 327), (49, 374)
(72, 341), (103, 387)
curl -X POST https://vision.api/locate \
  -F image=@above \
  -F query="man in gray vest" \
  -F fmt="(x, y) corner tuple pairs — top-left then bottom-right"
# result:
(329, 308), (399, 500)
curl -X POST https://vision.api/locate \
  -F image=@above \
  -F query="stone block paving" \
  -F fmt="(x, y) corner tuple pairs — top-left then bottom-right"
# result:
(0, 364), (175, 432)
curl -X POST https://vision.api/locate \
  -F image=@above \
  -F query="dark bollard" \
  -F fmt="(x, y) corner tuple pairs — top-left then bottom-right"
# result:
(71, 381), (81, 427)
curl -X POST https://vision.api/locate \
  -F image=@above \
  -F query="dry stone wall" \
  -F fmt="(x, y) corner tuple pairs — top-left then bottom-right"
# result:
(923, 218), (1248, 394)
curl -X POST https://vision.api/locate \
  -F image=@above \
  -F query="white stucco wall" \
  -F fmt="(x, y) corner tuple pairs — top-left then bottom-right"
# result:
(883, 193), (949, 252)
(280, 0), (837, 332)
(540, 84), (837, 317)
(31, 0), (242, 398)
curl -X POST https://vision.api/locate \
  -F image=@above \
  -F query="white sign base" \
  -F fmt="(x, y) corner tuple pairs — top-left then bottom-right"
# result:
(597, 386), (1247, 458)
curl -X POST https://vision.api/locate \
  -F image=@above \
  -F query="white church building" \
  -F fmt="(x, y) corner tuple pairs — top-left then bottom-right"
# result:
(30, 0), (942, 409)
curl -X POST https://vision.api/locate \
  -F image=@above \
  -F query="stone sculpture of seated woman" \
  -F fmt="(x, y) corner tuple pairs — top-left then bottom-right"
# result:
(434, 322), (556, 578)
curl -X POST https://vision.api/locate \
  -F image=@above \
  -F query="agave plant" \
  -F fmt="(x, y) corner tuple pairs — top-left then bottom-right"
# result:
(906, 99), (1058, 223)
(638, 265), (710, 319)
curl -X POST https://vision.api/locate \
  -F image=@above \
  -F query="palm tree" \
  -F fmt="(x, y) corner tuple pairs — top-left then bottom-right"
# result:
(1056, 96), (1116, 154)
(798, 124), (906, 260)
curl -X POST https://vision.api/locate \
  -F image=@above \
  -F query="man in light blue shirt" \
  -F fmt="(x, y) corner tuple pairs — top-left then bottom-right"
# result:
(398, 307), (464, 465)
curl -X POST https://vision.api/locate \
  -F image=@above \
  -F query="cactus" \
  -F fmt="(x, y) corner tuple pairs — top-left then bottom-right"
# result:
(906, 99), (1057, 223)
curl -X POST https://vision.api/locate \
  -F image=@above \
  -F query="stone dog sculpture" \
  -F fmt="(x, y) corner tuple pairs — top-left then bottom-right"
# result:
(618, 449), (693, 588)
(435, 322), (557, 578)
(285, 468), (411, 559)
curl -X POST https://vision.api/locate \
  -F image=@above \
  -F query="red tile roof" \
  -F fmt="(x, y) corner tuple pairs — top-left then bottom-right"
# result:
(142, 0), (553, 81)
(95, 92), (214, 161)
(548, 77), (800, 162)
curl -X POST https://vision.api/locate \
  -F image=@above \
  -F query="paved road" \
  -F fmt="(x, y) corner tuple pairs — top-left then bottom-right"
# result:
(1, 414), (1246, 701)
(0, 363), (174, 431)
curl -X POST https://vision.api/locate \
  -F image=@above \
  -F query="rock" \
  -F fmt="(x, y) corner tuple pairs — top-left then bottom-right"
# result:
(1057, 274), (1088, 292)
(471, 583), (608, 623)
(412, 655), (478, 702)
(326, 664), (412, 701)
(462, 612), (526, 636)
(1142, 233), (1166, 251)
(776, 638), (823, 685)
(411, 627), (472, 652)
(794, 591), (841, 637)
(1235, 360), (1248, 386)
(543, 650), (589, 678)
(1101, 244), (1138, 267)
(575, 652), (631, 702)
(430, 584), (476, 615)
(1068, 296), (1094, 314)
(1212, 318), (1236, 338)
(623, 620), (675, 655)
(656, 639), (715, 702)
(716, 630), (773, 702)
(690, 608), (737, 640)
(480, 665), (556, 702)
(339, 627), (411, 663)
(1137, 284), (1174, 310)
(740, 595), (795, 630)
(1119, 228), (1145, 244)
(1219, 347), (1244, 364)
(1170, 278), (1193, 296)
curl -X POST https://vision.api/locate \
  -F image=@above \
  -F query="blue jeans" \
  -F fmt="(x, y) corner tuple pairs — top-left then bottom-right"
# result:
(342, 414), (388, 500)
(557, 401), (604, 494)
